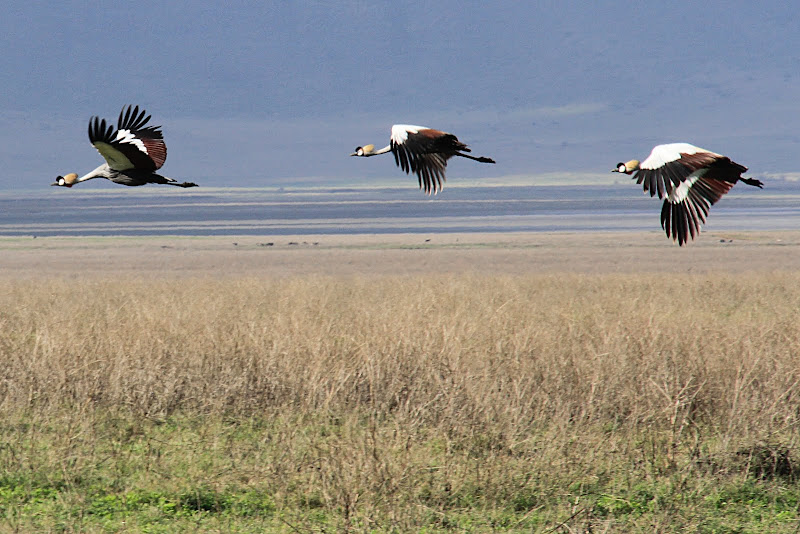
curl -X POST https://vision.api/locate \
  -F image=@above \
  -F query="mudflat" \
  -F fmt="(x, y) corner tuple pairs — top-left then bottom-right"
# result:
(1, 229), (798, 278)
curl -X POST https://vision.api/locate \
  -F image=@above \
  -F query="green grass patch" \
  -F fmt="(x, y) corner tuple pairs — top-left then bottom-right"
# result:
(2, 411), (800, 532)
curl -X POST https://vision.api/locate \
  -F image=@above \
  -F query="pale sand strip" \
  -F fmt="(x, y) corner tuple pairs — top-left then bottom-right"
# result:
(0, 230), (798, 278)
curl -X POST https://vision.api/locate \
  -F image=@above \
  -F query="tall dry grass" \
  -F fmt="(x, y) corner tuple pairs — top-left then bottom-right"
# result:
(2, 273), (800, 530)
(2, 273), (799, 432)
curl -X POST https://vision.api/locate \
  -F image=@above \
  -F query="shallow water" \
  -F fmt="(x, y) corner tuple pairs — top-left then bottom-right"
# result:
(1, 183), (797, 237)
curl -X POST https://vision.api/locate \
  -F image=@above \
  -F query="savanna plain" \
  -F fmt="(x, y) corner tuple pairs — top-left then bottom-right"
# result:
(2, 231), (800, 533)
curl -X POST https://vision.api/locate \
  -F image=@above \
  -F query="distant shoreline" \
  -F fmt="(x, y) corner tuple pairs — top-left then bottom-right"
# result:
(1, 183), (796, 237)
(2, 230), (799, 278)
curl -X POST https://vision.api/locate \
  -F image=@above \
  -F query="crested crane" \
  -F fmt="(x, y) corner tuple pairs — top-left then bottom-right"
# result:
(613, 143), (763, 246)
(350, 124), (495, 194)
(52, 105), (198, 189)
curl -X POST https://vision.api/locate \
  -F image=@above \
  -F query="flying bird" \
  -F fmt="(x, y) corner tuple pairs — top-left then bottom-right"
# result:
(613, 143), (763, 245)
(350, 124), (495, 194)
(52, 105), (197, 189)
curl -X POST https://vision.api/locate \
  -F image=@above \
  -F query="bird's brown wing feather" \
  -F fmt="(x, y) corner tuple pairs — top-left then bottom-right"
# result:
(392, 128), (464, 194)
(88, 105), (167, 171)
(635, 151), (722, 199)
(661, 178), (735, 245)
(392, 139), (449, 194)
(658, 154), (743, 246)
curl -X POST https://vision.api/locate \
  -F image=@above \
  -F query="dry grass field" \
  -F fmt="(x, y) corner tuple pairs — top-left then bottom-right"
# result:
(2, 232), (800, 532)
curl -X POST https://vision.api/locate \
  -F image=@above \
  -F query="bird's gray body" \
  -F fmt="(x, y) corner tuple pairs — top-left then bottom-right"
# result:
(85, 164), (196, 187)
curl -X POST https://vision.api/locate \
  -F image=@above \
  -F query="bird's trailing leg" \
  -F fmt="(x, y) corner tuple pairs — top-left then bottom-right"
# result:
(147, 172), (199, 188)
(740, 177), (764, 188)
(454, 152), (496, 164)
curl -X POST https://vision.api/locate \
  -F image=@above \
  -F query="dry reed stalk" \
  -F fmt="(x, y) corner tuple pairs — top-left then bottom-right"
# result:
(1, 273), (798, 438)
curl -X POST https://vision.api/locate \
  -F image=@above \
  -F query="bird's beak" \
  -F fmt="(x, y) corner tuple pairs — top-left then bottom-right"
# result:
(611, 168), (620, 173)
(51, 181), (59, 186)
(349, 152), (357, 157)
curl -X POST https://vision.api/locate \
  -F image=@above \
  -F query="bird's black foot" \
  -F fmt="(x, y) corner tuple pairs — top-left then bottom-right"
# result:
(177, 182), (199, 188)
(741, 177), (764, 188)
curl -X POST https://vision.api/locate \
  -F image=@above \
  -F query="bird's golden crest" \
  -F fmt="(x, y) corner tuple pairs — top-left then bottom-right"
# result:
(63, 173), (78, 184)
(362, 144), (375, 153)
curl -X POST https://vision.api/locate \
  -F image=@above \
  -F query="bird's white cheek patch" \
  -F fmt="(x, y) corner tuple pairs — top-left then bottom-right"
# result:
(115, 129), (148, 154)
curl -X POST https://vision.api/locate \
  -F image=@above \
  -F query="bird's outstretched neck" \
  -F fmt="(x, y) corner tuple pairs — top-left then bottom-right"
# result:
(350, 144), (392, 157)
(79, 165), (112, 182)
(455, 152), (495, 164)
(368, 145), (392, 156)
